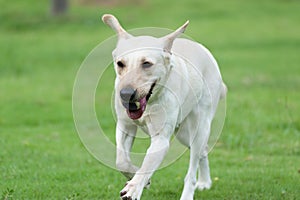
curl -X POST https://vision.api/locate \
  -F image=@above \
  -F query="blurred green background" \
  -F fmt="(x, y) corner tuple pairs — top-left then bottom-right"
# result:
(0, 0), (299, 199)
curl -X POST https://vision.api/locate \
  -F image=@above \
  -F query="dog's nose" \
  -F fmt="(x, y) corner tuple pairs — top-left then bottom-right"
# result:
(120, 87), (136, 102)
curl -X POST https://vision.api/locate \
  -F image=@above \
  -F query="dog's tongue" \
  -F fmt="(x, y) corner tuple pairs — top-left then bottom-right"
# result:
(127, 97), (147, 120)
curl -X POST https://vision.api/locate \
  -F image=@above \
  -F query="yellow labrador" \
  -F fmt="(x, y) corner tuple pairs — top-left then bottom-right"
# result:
(102, 14), (227, 200)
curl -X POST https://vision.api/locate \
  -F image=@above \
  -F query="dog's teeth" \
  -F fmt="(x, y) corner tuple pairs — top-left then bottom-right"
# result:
(135, 102), (140, 109)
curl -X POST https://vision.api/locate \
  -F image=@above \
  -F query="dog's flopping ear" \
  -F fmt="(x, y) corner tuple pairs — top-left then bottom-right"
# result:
(162, 20), (189, 53)
(102, 14), (132, 41)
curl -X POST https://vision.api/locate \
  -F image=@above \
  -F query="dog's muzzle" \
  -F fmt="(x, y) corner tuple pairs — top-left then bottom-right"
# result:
(120, 82), (156, 120)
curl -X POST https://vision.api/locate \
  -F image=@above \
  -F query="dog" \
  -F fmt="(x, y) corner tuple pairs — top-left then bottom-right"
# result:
(102, 14), (227, 200)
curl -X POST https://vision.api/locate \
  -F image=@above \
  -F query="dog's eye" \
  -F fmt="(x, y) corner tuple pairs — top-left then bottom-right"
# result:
(117, 61), (125, 68)
(142, 61), (153, 68)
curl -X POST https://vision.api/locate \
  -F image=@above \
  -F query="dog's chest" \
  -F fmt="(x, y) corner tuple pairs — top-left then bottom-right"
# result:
(132, 118), (151, 136)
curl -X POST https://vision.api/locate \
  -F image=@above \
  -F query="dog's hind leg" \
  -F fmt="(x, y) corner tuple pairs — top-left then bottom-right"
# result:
(180, 143), (201, 200)
(180, 107), (212, 200)
(196, 149), (212, 190)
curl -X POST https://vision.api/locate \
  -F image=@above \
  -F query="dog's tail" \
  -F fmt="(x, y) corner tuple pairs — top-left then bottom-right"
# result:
(220, 82), (227, 99)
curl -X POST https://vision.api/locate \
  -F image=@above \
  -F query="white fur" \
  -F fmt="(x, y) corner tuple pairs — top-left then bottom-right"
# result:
(102, 14), (227, 200)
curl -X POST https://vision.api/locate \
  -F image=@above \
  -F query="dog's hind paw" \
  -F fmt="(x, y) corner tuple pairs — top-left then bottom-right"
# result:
(144, 179), (151, 189)
(196, 180), (212, 191)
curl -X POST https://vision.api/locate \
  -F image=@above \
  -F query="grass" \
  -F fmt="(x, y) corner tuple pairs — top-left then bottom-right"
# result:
(1, 0), (300, 199)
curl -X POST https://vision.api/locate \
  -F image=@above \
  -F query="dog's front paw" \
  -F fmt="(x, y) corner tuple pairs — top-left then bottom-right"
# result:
(120, 181), (143, 200)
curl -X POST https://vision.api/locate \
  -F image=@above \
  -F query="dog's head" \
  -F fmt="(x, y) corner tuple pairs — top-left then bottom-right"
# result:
(102, 14), (189, 120)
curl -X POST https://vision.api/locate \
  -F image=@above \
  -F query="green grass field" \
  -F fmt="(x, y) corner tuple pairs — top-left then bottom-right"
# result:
(1, 0), (299, 199)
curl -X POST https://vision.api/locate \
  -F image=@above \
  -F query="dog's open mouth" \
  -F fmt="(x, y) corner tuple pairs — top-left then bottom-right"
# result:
(121, 82), (156, 120)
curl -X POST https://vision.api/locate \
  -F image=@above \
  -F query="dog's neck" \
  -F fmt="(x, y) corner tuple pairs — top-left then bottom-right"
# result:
(150, 60), (174, 103)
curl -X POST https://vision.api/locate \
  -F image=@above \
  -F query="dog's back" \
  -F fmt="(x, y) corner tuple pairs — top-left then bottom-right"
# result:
(173, 38), (227, 103)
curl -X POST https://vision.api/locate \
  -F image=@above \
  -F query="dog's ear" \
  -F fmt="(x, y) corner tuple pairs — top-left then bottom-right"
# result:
(162, 20), (189, 53)
(102, 14), (132, 41)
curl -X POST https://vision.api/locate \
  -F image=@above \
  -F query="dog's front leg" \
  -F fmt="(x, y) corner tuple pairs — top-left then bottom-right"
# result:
(120, 124), (174, 200)
(116, 122), (139, 179)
